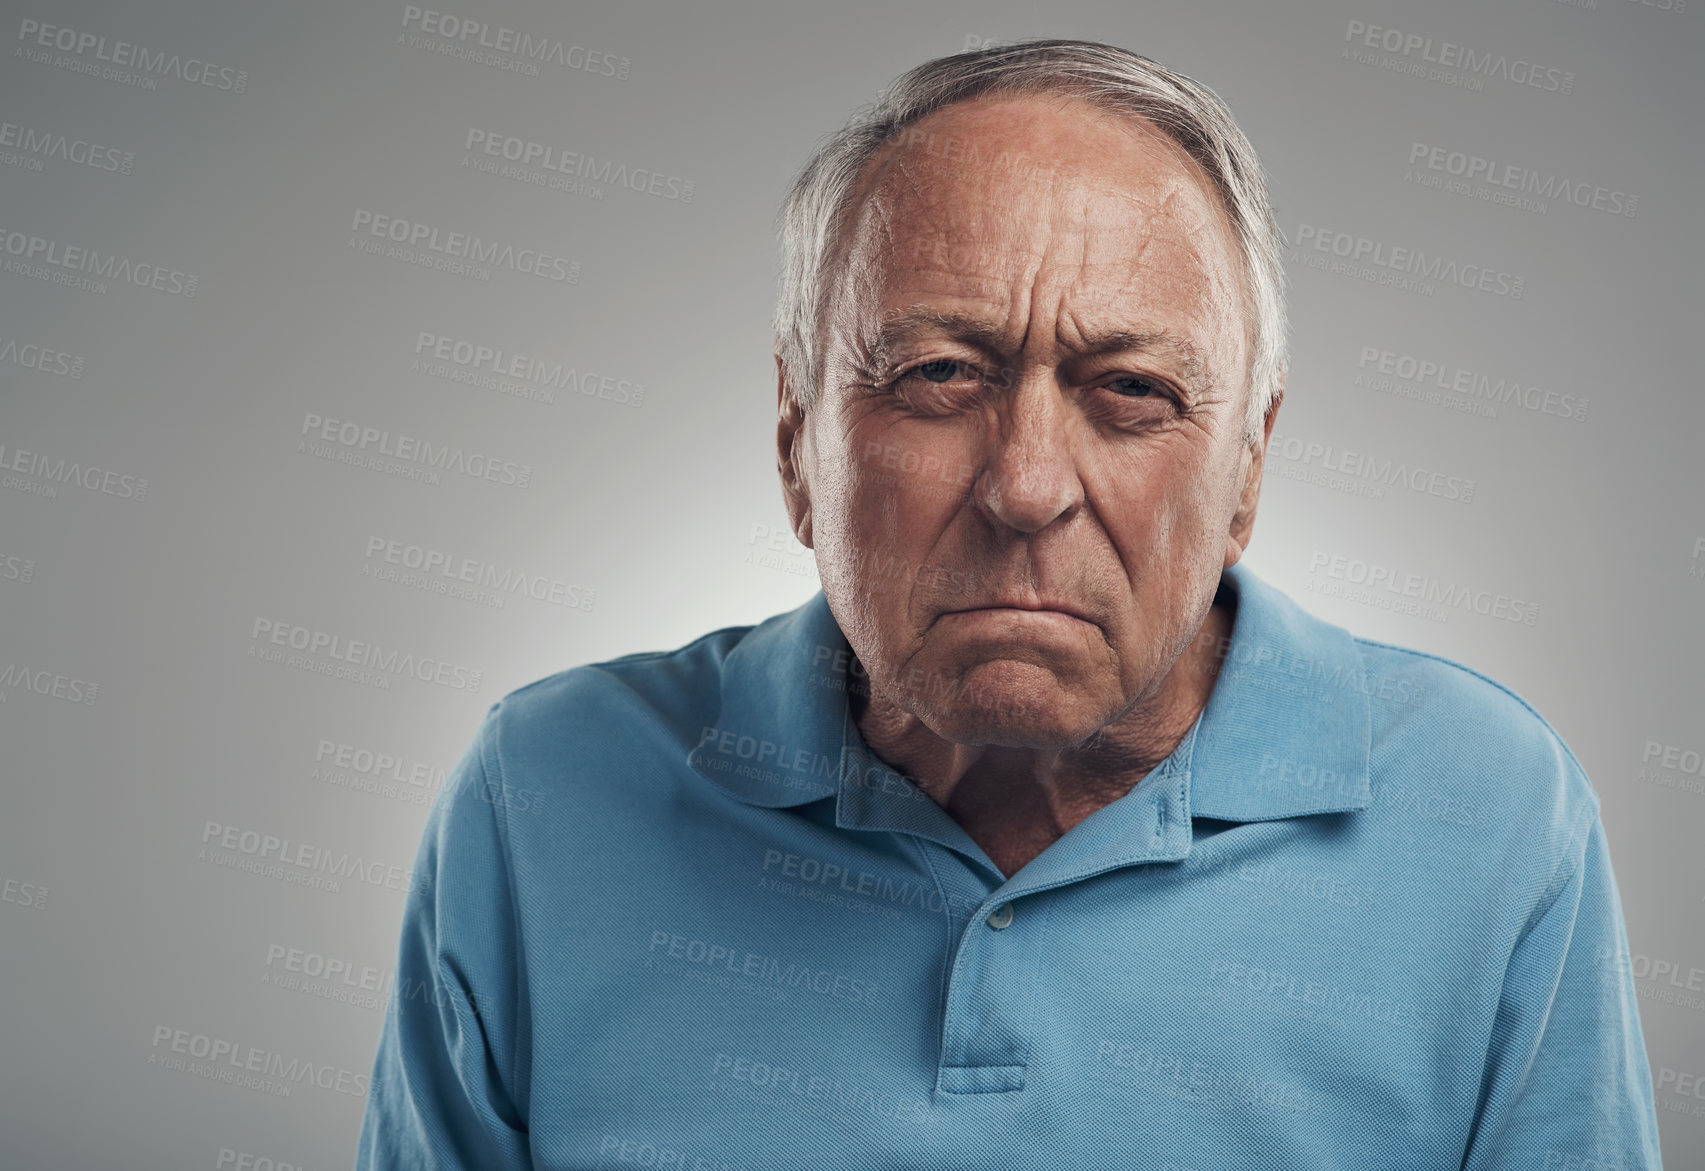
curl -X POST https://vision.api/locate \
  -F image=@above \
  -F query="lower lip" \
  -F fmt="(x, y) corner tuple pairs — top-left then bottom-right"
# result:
(944, 607), (1090, 628)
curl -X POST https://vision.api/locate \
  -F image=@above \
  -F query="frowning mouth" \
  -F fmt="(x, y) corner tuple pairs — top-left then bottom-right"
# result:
(944, 603), (1095, 624)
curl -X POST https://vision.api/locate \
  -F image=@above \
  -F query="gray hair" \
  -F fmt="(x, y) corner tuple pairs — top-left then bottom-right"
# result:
(771, 38), (1288, 444)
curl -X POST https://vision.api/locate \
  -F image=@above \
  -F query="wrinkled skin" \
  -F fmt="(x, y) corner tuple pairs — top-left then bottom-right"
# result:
(776, 93), (1281, 878)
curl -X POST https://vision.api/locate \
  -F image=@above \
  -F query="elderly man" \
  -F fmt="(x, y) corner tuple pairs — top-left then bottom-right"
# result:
(357, 40), (1662, 1170)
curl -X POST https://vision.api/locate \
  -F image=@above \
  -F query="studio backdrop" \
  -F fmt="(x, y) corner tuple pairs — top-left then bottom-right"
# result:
(1, 0), (1701, 1166)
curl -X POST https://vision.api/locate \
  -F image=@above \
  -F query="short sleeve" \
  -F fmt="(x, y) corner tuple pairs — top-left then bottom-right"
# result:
(355, 705), (533, 1170)
(1461, 810), (1664, 1170)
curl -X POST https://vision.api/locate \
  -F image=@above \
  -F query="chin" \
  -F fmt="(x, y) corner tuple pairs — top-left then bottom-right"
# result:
(919, 687), (1102, 749)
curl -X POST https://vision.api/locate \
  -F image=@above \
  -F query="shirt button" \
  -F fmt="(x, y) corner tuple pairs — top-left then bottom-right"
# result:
(986, 903), (1014, 930)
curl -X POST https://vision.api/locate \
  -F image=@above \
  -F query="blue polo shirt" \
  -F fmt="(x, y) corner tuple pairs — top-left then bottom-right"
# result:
(355, 561), (1662, 1170)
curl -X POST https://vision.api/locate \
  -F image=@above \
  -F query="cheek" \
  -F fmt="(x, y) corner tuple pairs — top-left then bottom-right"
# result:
(1091, 442), (1236, 563)
(836, 422), (970, 537)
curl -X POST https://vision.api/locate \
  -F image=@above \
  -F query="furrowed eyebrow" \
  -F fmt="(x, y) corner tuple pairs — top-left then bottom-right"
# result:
(868, 306), (1213, 399)
(868, 308), (1008, 372)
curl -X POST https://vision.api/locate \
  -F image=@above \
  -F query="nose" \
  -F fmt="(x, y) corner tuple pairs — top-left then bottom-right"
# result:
(971, 369), (1083, 534)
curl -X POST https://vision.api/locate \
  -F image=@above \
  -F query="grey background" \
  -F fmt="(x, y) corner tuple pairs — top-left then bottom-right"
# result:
(1, 0), (1701, 1166)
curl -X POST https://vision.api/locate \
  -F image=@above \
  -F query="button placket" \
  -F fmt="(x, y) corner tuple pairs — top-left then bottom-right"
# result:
(935, 890), (1050, 1095)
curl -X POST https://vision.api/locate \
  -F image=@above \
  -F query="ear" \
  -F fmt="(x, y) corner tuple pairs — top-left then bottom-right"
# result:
(1224, 373), (1283, 569)
(776, 352), (814, 549)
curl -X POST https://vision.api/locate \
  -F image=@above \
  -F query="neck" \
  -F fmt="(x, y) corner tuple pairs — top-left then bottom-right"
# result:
(850, 594), (1234, 873)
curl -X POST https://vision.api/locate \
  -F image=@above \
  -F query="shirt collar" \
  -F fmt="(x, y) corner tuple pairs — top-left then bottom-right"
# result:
(685, 560), (1371, 823)
(684, 590), (853, 807)
(1185, 561), (1373, 820)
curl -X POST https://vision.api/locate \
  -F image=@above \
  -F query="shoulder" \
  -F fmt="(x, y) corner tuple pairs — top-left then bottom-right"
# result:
(473, 620), (756, 779)
(1351, 633), (1599, 861)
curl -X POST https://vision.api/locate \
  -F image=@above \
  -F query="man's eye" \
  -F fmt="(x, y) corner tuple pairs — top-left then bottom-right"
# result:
(1106, 375), (1165, 398)
(907, 359), (975, 384)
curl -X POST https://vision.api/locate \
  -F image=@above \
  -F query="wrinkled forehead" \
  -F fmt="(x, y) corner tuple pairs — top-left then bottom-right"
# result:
(834, 96), (1247, 328)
